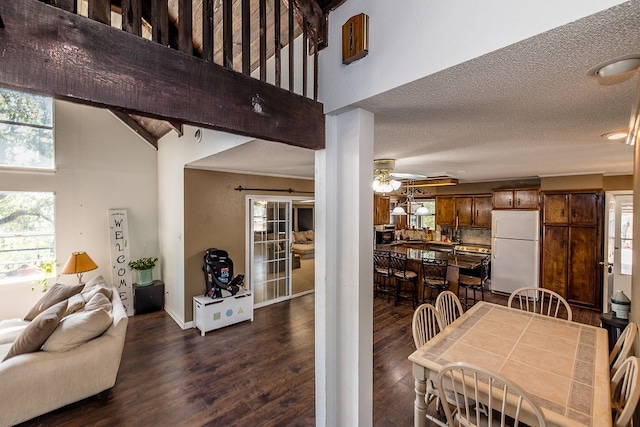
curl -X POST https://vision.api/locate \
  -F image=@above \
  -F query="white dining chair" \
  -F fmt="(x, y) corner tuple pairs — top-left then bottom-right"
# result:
(610, 322), (638, 378)
(507, 286), (572, 321)
(412, 304), (446, 427)
(412, 303), (443, 349)
(436, 361), (547, 427)
(611, 356), (640, 427)
(435, 290), (464, 329)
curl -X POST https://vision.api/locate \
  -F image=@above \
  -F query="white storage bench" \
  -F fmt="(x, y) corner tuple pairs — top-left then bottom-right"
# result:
(193, 290), (253, 336)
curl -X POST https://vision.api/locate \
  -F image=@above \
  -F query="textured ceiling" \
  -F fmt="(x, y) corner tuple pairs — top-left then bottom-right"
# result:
(191, 2), (640, 183)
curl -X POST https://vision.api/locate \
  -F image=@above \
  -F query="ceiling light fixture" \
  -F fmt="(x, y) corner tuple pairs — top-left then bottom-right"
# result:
(596, 58), (640, 77)
(414, 206), (430, 216)
(390, 206), (407, 216)
(601, 131), (628, 141)
(372, 174), (401, 193)
(373, 159), (401, 194)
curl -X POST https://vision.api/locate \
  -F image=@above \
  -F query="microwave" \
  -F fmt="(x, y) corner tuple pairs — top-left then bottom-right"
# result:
(375, 225), (395, 244)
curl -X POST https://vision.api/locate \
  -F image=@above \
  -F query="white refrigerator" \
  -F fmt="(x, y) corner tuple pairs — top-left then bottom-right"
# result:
(491, 210), (540, 295)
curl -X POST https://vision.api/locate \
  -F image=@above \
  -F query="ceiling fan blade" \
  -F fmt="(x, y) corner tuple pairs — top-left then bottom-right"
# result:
(389, 172), (427, 180)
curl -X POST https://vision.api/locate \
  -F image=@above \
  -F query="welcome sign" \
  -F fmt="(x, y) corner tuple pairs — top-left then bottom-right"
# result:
(108, 209), (133, 316)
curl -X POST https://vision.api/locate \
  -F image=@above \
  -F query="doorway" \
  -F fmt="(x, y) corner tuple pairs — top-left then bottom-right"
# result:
(247, 197), (315, 308)
(291, 200), (315, 296)
(248, 197), (292, 307)
(604, 191), (633, 310)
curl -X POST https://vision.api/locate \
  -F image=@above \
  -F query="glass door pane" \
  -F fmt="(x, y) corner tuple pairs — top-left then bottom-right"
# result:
(618, 197), (633, 276)
(250, 198), (291, 307)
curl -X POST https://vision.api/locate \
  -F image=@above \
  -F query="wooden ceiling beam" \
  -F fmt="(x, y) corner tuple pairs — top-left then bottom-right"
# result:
(111, 111), (159, 148)
(0, 0), (325, 150)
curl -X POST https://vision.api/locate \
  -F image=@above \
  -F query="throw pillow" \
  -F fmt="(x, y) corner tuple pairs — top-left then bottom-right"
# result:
(4, 300), (68, 361)
(304, 230), (314, 241)
(84, 292), (112, 312)
(64, 294), (86, 316)
(81, 285), (113, 303)
(293, 231), (305, 243)
(23, 283), (83, 321)
(82, 275), (107, 294)
(42, 308), (112, 353)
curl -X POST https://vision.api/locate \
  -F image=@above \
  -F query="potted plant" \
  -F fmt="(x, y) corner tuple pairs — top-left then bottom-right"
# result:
(128, 257), (157, 286)
(32, 260), (56, 293)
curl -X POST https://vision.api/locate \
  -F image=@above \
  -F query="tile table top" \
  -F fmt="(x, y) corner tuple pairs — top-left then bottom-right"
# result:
(409, 302), (611, 427)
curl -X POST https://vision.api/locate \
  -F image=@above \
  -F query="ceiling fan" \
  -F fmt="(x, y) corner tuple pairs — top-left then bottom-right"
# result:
(373, 159), (458, 193)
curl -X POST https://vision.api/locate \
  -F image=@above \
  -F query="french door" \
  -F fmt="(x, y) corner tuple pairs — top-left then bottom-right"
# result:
(604, 192), (633, 308)
(247, 197), (292, 307)
(604, 191), (633, 307)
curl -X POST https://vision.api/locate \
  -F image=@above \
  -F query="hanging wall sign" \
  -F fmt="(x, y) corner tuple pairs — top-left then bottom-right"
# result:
(108, 209), (134, 316)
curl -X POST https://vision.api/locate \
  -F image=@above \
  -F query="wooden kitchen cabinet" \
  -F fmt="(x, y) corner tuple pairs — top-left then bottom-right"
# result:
(493, 188), (539, 210)
(374, 195), (390, 225)
(473, 195), (492, 228)
(541, 226), (568, 296)
(540, 190), (603, 309)
(436, 196), (455, 226)
(567, 226), (599, 308)
(438, 195), (491, 227)
(542, 193), (568, 223)
(569, 193), (598, 225)
(455, 196), (473, 226)
(542, 192), (598, 225)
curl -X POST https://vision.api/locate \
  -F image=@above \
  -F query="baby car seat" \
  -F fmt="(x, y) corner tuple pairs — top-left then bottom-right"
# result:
(202, 248), (244, 298)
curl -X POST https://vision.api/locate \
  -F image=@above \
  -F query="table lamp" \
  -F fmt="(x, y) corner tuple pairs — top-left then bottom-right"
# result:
(61, 251), (98, 285)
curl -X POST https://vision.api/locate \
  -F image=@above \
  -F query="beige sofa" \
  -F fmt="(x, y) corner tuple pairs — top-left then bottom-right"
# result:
(291, 230), (315, 259)
(0, 276), (128, 426)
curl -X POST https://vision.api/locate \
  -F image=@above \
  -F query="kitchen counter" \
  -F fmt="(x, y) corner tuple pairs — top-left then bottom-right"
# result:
(375, 243), (487, 302)
(400, 248), (484, 270)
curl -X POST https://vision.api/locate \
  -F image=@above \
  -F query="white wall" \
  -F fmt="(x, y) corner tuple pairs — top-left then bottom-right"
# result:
(320, 0), (626, 113)
(157, 126), (252, 326)
(0, 100), (158, 318)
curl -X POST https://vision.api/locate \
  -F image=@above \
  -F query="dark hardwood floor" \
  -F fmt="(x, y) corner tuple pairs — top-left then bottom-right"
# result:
(17, 290), (600, 427)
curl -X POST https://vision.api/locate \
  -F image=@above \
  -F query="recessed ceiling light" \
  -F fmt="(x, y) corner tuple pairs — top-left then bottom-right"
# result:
(591, 58), (640, 77)
(601, 131), (628, 141)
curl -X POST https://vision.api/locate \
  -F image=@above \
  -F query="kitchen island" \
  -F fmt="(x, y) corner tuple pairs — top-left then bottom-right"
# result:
(376, 243), (486, 303)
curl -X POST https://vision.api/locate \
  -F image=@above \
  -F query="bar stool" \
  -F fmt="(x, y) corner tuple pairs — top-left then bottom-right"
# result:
(373, 250), (392, 299)
(390, 252), (418, 308)
(458, 256), (490, 310)
(421, 257), (449, 304)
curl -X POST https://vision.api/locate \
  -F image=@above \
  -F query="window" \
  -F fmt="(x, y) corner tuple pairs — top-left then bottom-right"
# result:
(620, 203), (633, 276)
(412, 199), (436, 229)
(0, 191), (55, 284)
(0, 88), (54, 170)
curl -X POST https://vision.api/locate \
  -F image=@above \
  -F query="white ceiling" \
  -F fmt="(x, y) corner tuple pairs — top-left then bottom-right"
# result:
(190, 2), (640, 183)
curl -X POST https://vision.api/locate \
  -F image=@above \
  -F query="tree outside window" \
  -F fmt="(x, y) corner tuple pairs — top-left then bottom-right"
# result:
(0, 191), (55, 284)
(0, 88), (56, 285)
(0, 88), (54, 170)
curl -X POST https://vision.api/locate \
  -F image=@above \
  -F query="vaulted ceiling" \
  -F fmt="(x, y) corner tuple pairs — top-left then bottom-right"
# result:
(99, 0), (345, 144)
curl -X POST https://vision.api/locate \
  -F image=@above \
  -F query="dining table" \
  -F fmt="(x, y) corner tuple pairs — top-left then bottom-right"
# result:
(408, 301), (611, 427)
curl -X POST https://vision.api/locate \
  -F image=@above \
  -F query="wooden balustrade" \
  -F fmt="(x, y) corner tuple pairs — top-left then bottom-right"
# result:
(54, 0), (319, 100)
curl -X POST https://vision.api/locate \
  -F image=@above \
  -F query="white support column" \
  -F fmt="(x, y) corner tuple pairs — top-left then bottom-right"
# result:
(315, 108), (374, 426)
(631, 137), (640, 358)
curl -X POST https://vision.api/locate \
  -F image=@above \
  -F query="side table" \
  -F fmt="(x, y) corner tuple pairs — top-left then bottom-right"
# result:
(600, 312), (628, 352)
(134, 280), (165, 314)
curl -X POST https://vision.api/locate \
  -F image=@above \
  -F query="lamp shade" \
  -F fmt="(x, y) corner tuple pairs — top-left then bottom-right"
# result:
(414, 206), (431, 216)
(61, 252), (98, 275)
(391, 206), (407, 216)
(372, 177), (401, 193)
